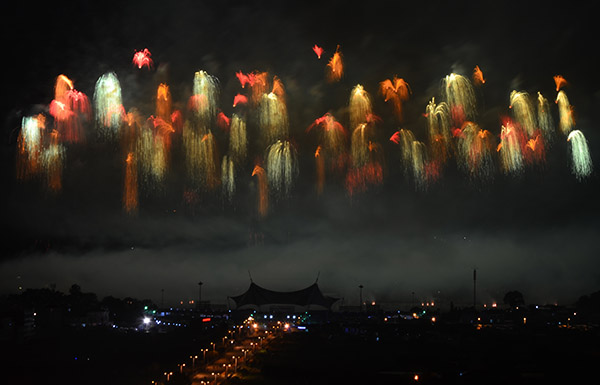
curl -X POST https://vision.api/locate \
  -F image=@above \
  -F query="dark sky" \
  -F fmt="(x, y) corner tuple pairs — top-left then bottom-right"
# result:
(2, 0), (599, 308)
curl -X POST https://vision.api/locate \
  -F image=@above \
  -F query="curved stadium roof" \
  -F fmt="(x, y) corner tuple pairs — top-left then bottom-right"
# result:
(230, 282), (339, 310)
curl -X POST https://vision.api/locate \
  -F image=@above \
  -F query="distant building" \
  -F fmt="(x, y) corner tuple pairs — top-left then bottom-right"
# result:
(229, 281), (339, 313)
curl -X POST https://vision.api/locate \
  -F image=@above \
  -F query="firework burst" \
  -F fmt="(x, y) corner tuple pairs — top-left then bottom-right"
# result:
(556, 90), (574, 135)
(221, 155), (235, 201)
(252, 165), (269, 217)
(228, 113), (248, 164)
(567, 130), (593, 179)
(326, 45), (343, 82)
(497, 119), (525, 175)
(349, 84), (373, 132)
(190, 70), (219, 124)
(536, 92), (554, 143)
(258, 92), (289, 145)
(379, 76), (411, 120)
(93, 72), (124, 138)
(265, 140), (298, 197)
(510, 91), (537, 137)
(123, 152), (138, 214)
(457, 122), (495, 181)
(443, 73), (476, 125)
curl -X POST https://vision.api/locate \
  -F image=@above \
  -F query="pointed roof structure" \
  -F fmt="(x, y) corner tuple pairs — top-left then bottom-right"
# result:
(230, 282), (339, 311)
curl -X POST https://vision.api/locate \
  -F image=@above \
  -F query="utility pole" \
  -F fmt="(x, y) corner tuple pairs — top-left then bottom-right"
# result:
(198, 281), (203, 309)
(358, 285), (364, 311)
(473, 269), (477, 310)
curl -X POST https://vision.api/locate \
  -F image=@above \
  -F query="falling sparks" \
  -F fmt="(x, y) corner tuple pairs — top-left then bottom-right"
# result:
(326, 45), (343, 82)
(50, 75), (89, 143)
(252, 165), (268, 218)
(190, 70), (219, 123)
(221, 155), (235, 201)
(457, 122), (495, 181)
(351, 123), (371, 168)
(556, 90), (574, 135)
(94, 72), (124, 138)
(537, 92), (554, 143)
(156, 83), (172, 121)
(265, 140), (298, 197)
(510, 90), (537, 137)
(132, 48), (153, 69)
(349, 85), (372, 132)
(229, 113), (248, 164)
(315, 146), (325, 195)
(41, 129), (66, 192)
(137, 121), (169, 189)
(16, 115), (45, 180)
(390, 129), (415, 177)
(258, 91), (289, 145)
(444, 73), (476, 125)
(497, 119), (524, 175)
(567, 130), (593, 179)
(183, 125), (220, 190)
(307, 113), (347, 165)
(123, 152), (138, 214)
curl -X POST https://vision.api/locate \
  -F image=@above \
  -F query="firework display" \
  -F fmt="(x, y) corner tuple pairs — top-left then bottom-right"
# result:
(12, 44), (594, 217)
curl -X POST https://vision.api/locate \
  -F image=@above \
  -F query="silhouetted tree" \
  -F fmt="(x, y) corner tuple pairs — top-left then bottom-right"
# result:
(576, 290), (600, 321)
(503, 291), (525, 309)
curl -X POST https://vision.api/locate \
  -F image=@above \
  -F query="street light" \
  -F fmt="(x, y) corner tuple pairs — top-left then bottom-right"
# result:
(164, 372), (173, 382)
(190, 355), (198, 368)
(178, 363), (186, 373)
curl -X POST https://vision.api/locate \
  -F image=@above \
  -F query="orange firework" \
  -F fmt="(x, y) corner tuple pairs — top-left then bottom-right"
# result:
(156, 83), (172, 121)
(472, 65), (485, 86)
(326, 45), (343, 82)
(252, 165), (269, 218)
(43, 129), (65, 193)
(123, 152), (138, 214)
(312, 44), (324, 59)
(524, 133), (546, 166)
(379, 76), (411, 120)
(271, 76), (286, 104)
(553, 75), (567, 91)
(51, 75), (88, 143)
(315, 146), (325, 195)
(249, 71), (269, 105)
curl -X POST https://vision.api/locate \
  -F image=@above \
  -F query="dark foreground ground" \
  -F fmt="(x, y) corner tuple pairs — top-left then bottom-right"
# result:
(241, 322), (599, 385)
(2, 321), (599, 385)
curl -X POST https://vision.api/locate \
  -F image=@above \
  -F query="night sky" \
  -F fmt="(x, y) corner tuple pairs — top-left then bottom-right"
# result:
(2, 0), (599, 307)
